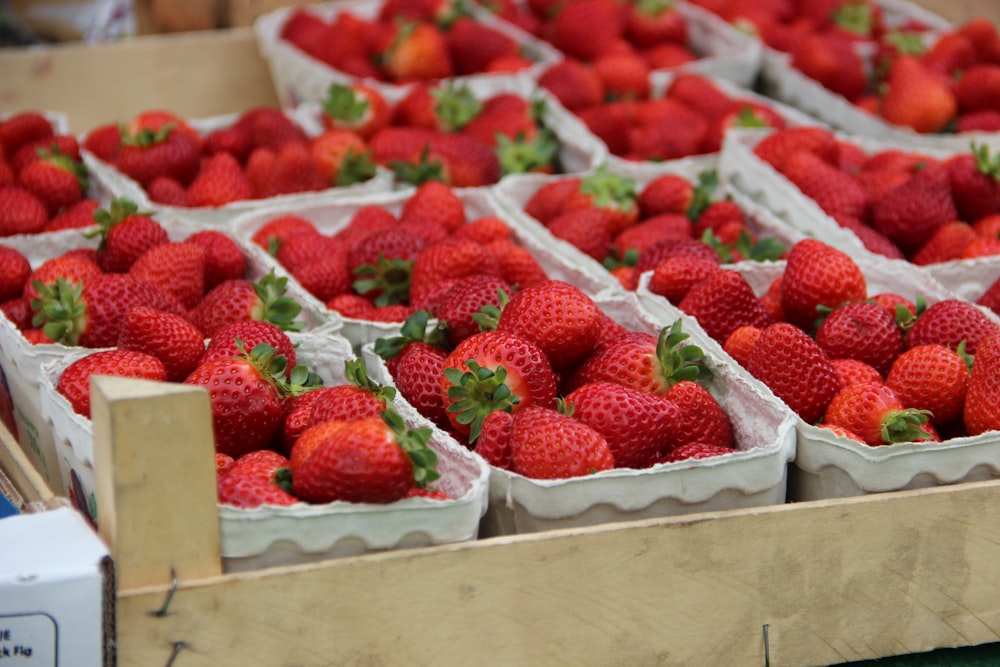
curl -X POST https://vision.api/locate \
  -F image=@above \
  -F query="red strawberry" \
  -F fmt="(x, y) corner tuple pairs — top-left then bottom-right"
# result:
(89, 198), (169, 274)
(560, 168), (639, 235)
(274, 230), (347, 276)
(282, 392), (339, 458)
(781, 150), (867, 223)
(495, 280), (603, 371)
(128, 241), (206, 311)
(627, 102), (708, 161)
(268, 142), (328, 196)
(879, 55), (957, 133)
(0, 245), (30, 302)
(523, 177), (582, 225)
(22, 254), (102, 306)
(117, 306), (206, 382)
(217, 469), (298, 508)
(546, 207), (617, 261)
(348, 228), (424, 306)
(870, 163), (958, 255)
(814, 301), (904, 376)
(509, 405), (614, 479)
(823, 381), (932, 446)
(722, 325), (762, 368)
(307, 358), (395, 427)
(0, 186), (48, 236)
(201, 320), (297, 376)
(452, 216), (511, 245)
(663, 379), (735, 451)
(184, 341), (299, 458)
(745, 322), (840, 425)
(232, 107), (309, 151)
(187, 152), (253, 207)
(945, 145), (1000, 224)
(441, 330), (557, 442)
(116, 125), (201, 188)
(186, 230), (246, 290)
(832, 357), (883, 387)
(567, 381), (680, 469)
(964, 332), (1000, 436)
(42, 198), (97, 232)
(625, 0), (687, 47)
(147, 176), (189, 206)
(320, 82), (391, 140)
(400, 180), (467, 233)
(906, 299), (1000, 356)
(911, 221), (978, 266)
(953, 64), (1000, 115)
(537, 60), (604, 113)
(292, 255), (352, 304)
(753, 126), (838, 172)
(292, 409), (439, 503)
(484, 239), (549, 290)
(189, 272), (304, 338)
(630, 237), (721, 289)
(216, 452), (236, 476)
(611, 214), (692, 264)
(57, 349), (167, 417)
(637, 172), (697, 218)
(446, 16), (519, 75)
(0, 112), (54, 157)
(790, 32), (868, 101)
(886, 343), (970, 428)
(387, 340), (451, 429)
(677, 269), (772, 344)
(82, 123), (122, 162)
(435, 274), (512, 345)
(410, 238), (493, 293)
(16, 147), (88, 216)
(309, 128), (376, 187)
(662, 441), (735, 462)
(544, 0), (623, 62)
(473, 409), (514, 470)
(250, 215), (318, 253)
(779, 239), (867, 332)
(592, 51), (652, 101)
(202, 125), (254, 163)
(381, 21), (453, 82)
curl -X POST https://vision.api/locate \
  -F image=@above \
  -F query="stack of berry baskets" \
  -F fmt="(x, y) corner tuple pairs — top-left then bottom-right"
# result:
(79, 106), (395, 229)
(748, 7), (1000, 152)
(291, 74), (608, 185)
(253, 0), (564, 108)
(633, 239), (1000, 501)
(228, 184), (616, 349)
(1, 206), (335, 517)
(491, 159), (806, 299)
(38, 328), (490, 572)
(719, 125), (1000, 312)
(359, 286), (796, 536)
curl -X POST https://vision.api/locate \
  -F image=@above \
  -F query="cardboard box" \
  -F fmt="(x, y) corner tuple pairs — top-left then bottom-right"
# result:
(0, 507), (113, 666)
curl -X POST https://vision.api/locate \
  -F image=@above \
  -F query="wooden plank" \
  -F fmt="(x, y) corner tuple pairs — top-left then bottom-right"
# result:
(114, 480), (1000, 667)
(910, 0), (1000, 24)
(0, 28), (279, 134)
(0, 417), (56, 509)
(91, 376), (222, 590)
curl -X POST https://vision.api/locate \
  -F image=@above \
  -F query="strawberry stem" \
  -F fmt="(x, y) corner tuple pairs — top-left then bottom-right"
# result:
(381, 409), (439, 487)
(656, 320), (711, 386)
(374, 309), (451, 360)
(444, 361), (519, 442)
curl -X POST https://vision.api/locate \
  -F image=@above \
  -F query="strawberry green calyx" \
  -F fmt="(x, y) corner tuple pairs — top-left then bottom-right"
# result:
(30, 277), (86, 345)
(687, 170), (719, 221)
(353, 254), (414, 306)
(84, 197), (148, 249)
(322, 83), (371, 125)
(444, 361), (519, 443)
(972, 142), (1000, 181)
(580, 166), (638, 213)
(638, 0), (674, 14)
(38, 145), (90, 191)
(882, 30), (926, 57)
(374, 309), (450, 360)
(471, 288), (511, 332)
(432, 82), (482, 133)
(286, 364), (325, 398)
(956, 339), (974, 373)
(702, 228), (786, 263)
(881, 407), (933, 444)
(381, 408), (439, 487)
(334, 149), (378, 186)
(119, 122), (174, 147)
(497, 130), (559, 176)
(897, 294), (927, 335)
(236, 339), (322, 400)
(251, 270), (305, 331)
(391, 147), (447, 186)
(344, 357), (396, 404)
(657, 320), (711, 386)
(833, 1), (874, 38)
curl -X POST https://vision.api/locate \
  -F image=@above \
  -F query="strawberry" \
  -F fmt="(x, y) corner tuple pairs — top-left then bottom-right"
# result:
(627, 102), (708, 162)
(184, 341), (303, 458)
(0, 245), (30, 302)
(0, 186), (48, 236)
(201, 320), (297, 376)
(22, 254), (102, 305)
(745, 322), (840, 425)
(117, 306), (206, 382)
(0, 112), (54, 157)
(637, 172), (697, 219)
(11, 135), (81, 174)
(544, 0), (623, 62)
(779, 239), (867, 332)
(217, 468), (298, 508)
(781, 150), (867, 223)
(523, 177), (582, 225)
(283, 395), (341, 460)
(16, 147), (88, 216)
(306, 359), (395, 426)
(473, 409), (514, 470)
(625, 0), (687, 47)
(906, 299), (1000, 356)
(446, 15), (519, 75)
(832, 357), (883, 387)
(410, 239), (493, 293)
(435, 274), (512, 345)
(566, 320), (709, 396)
(88, 197), (169, 274)
(190, 271), (304, 338)
(560, 167), (639, 235)
(663, 379), (735, 451)
(677, 269), (773, 344)
(292, 255), (353, 304)
(452, 216), (511, 245)
(537, 60), (604, 113)
(202, 125), (254, 163)
(310, 129), (376, 188)
(869, 163), (958, 255)
(723, 325), (762, 368)
(186, 152), (253, 207)
(400, 180), (467, 233)
(320, 82), (391, 140)
(753, 126), (838, 173)
(822, 381), (932, 447)
(964, 332), (1000, 436)
(946, 144), (1000, 224)
(592, 51), (652, 101)
(273, 230), (345, 277)
(216, 452), (236, 476)
(417, 133), (502, 187)
(509, 405), (614, 479)
(879, 55), (956, 133)
(567, 381), (680, 469)
(347, 227), (423, 295)
(630, 237), (721, 289)
(484, 239), (549, 290)
(441, 330), (557, 442)
(662, 441), (735, 462)
(790, 32), (868, 101)
(958, 17), (1000, 64)
(495, 280), (603, 371)
(546, 207), (617, 261)
(57, 349), (167, 417)
(911, 221), (978, 266)
(147, 176), (189, 206)
(814, 301), (904, 376)
(269, 142), (329, 195)
(116, 124), (201, 188)
(81, 123), (121, 162)
(292, 408), (439, 504)
(186, 230), (246, 291)
(128, 241), (206, 311)
(953, 64), (1000, 115)
(32, 273), (183, 348)
(885, 343), (970, 428)
(387, 339), (451, 429)
(381, 20), (454, 82)
(610, 214), (691, 265)
(232, 107), (309, 152)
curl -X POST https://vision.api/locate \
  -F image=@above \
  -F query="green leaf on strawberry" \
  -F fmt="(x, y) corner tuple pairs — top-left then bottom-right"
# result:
(380, 408), (439, 487)
(374, 309), (451, 360)
(432, 82), (482, 133)
(658, 320), (711, 385)
(343, 357), (396, 404)
(444, 361), (519, 443)
(353, 254), (414, 307)
(252, 270), (305, 331)
(687, 170), (719, 221)
(496, 130), (559, 176)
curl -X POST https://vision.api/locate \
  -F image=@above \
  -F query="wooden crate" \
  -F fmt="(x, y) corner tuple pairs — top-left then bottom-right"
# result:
(36, 376), (989, 667)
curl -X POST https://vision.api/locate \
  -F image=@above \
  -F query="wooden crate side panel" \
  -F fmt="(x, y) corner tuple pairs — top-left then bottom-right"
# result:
(115, 482), (1000, 667)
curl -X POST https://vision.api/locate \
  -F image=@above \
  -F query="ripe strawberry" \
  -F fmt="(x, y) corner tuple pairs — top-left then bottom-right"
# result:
(452, 216), (511, 245)
(880, 55), (956, 133)
(16, 147), (88, 216)
(446, 15), (519, 75)
(117, 306), (206, 382)
(484, 239), (549, 290)
(185, 230), (246, 291)
(790, 32), (868, 101)
(386, 339), (451, 429)
(523, 177), (582, 225)
(885, 343), (970, 428)
(187, 152), (253, 207)
(964, 333), (1000, 436)
(309, 128), (376, 187)
(216, 452), (236, 476)
(745, 322), (840, 425)
(814, 301), (904, 376)
(269, 141), (329, 196)
(283, 394), (341, 459)
(0, 186), (48, 236)
(400, 180), (467, 233)
(292, 409), (439, 504)
(147, 176), (189, 207)
(953, 64), (1000, 115)
(116, 124), (201, 188)
(869, 163), (958, 255)
(592, 51), (652, 101)
(308, 358), (395, 427)
(202, 124), (254, 163)
(753, 126), (838, 172)
(0, 245), (30, 302)
(781, 150), (867, 223)
(663, 379), (735, 451)
(128, 241), (206, 311)
(630, 237), (720, 289)
(722, 325), (762, 369)
(81, 123), (121, 162)
(677, 269), (772, 344)
(320, 82), (391, 140)
(473, 409), (514, 470)
(273, 230), (345, 277)
(979, 276), (1000, 316)
(337, 206), (398, 246)
(567, 381), (680, 469)
(11, 134), (81, 174)
(32, 273), (183, 348)
(189, 271), (303, 339)
(636, 172), (697, 219)
(184, 342), (299, 458)
(823, 381), (932, 447)
(546, 207), (617, 261)
(495, 280), (603, 371)
(701, 101), (785, 153)
(625, 0), (687, 47)
(509, 405), (614, 479)
(57, 349), (167, 417)
(201, 320), (297, 376)
(537, 60), (604, 113)
(560, 168), (639, 235)
(217, 468), (298, 508)
(410, 238), (493, 293)
(611, 214), (692, 264)
(662, 441), (735, 462)
(780, 239), (867, 332)
(832, 357), (883, 388)
(232, 106), (309, 152)
(441, 330), (557, 442)
(544, 0), (623, 62)
(911, 221), (978, 266)
(381, 20), (453, 82)
(626, 102), (708, 162)
(22, 254), (102, 306)
(435, 274), (512, 345)
(88, 197), (169, 274)
(0, 112), (54, 157)
(945, 144), (1000, 224)
(906, 299), (1000, 356)
(292, 255), (352, 304)
(348, 228), (424, 306)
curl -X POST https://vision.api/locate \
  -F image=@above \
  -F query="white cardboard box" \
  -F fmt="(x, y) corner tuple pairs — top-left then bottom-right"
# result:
(0, 506), (113, 666)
